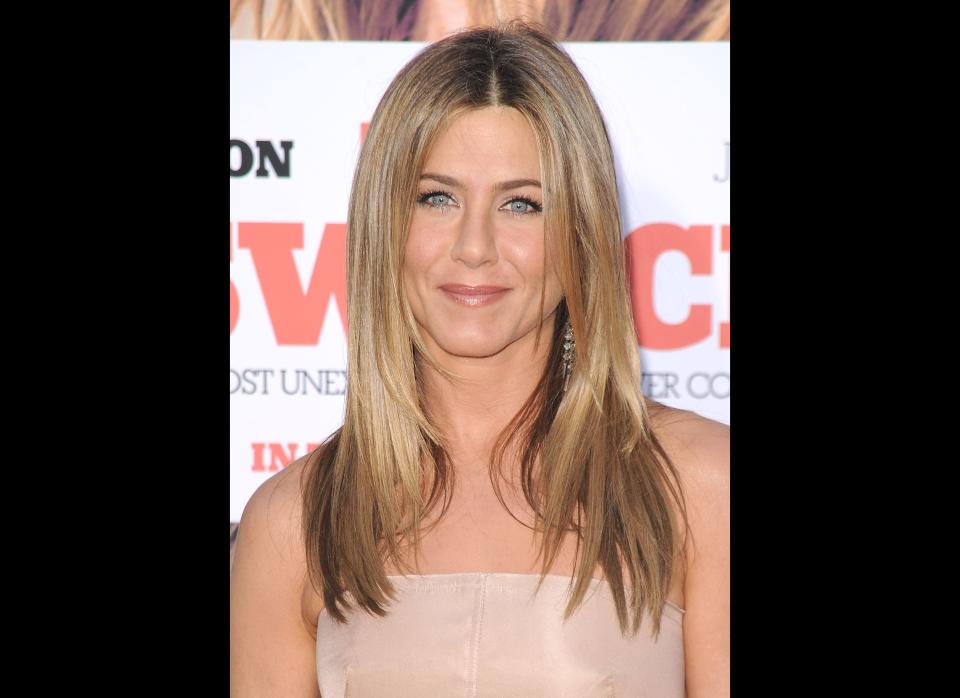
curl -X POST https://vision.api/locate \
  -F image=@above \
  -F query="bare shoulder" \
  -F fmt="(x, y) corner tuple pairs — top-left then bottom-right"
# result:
(237, 455), (312, 564)
(647, 401), (730, 696)
(231, 454), (321, 697)
(647, 400), (730, 498)
(252, 453), (313, 515)
(646, 401), (730, 564)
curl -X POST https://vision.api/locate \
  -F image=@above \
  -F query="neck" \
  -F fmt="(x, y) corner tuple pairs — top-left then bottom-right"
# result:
(418, 313), (557, 465)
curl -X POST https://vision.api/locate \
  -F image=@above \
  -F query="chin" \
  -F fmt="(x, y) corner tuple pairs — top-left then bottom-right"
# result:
(424, 326), (507, 359)
(436, 337), (505, 359)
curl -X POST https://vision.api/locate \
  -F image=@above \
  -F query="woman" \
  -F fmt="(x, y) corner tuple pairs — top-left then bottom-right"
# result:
(231, 21), (729, 697)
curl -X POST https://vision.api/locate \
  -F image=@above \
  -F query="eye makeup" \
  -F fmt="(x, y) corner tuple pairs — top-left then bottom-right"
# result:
(415, 189), (543, 214)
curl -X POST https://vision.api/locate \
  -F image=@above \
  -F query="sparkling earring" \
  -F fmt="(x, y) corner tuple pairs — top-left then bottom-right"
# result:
(562, 320), (576, 392)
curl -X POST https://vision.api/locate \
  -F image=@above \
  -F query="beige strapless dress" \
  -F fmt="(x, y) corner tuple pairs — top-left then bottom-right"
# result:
(316, 572), (685, 697)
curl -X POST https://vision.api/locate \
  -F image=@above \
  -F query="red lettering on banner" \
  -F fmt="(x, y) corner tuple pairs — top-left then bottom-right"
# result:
(250, 442), (324, 471)
(237, 222), (348, 345)
(230, 223), (240, 334)
(624, 223), (713, 350)
(719, 225), (730, 348)
(250, 442), (266, 471)
(231, 214), (729, 350)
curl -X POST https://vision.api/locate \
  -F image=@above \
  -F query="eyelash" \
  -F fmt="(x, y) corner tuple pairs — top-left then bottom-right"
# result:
(416, 189), (543, 216)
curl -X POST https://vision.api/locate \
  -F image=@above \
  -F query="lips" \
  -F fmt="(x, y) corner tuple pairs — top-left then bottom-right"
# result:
(439, 284), (511, 307)
(440, 284), (509, 294)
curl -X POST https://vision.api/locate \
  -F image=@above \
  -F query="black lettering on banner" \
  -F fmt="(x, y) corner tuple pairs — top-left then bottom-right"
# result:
(303, 371), (324, 394)
(229, 368), (276, 395)
(229, 139), (294, 177)
(280, 369), (300, 395)
(229, 139), (254, 177)
(324, 370), (346, 395)
(255, 140), (293, 177)
(231, 369), (348, 395)
(229, 369), (242, 394)
(687, 372), (730, 399)
(642, 372), (681, 400)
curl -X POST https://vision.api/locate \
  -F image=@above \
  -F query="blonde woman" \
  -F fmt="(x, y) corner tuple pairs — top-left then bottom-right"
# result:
(229, 0), (730, 41)
(231, 21), (729, 697)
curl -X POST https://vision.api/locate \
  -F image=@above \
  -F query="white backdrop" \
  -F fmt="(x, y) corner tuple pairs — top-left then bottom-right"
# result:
(230, 40), (730, 521)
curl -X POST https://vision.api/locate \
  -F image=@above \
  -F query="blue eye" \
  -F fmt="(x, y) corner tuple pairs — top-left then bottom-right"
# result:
(504, 196), (543, 216)
(415, 190), (543, 215)
(417, 190), (456, 209)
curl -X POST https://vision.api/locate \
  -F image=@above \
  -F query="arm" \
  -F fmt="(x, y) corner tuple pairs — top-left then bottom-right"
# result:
(230, 458), (322, 697)
(661, 413), (730, 698)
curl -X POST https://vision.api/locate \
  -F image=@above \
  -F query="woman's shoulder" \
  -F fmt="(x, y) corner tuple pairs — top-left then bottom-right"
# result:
(246, 453), (311, 521)
(646, 400), (729, 472)
(235, 453), (327, 624)
(645, 402), (730, 691)
(646, 399), (729, 562)
(236, 454), (315, 579)
(645, 399), (729, 523)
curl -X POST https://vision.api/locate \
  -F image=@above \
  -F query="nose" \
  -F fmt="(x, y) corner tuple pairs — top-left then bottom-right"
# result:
(450, 204), (498, 268)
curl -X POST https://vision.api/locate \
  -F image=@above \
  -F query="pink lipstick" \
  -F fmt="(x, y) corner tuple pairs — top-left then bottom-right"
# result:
(439, 284), (510, 307)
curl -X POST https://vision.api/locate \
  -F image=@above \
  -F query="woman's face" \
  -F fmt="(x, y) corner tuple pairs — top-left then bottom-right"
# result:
(403, 106), (563, 362)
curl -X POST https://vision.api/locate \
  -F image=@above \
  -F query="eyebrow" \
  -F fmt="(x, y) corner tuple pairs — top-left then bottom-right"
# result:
(419, 172), (541, 191)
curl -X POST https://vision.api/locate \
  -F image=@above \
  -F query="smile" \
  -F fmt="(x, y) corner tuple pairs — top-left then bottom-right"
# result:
(439, 284), (511, 307)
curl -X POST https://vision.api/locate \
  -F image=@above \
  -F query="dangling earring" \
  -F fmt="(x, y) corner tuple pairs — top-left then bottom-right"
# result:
(562, 320), (576, 392)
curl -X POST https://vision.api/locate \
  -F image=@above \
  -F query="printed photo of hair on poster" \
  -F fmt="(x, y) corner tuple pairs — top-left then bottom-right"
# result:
(230, 0), (730, 42)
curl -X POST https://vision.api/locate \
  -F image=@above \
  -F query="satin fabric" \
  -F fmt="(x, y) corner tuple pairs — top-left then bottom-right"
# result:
(317, 572), (685, 697)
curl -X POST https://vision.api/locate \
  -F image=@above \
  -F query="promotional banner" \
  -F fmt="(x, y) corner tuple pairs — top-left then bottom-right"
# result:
(230, 39), (729, 523)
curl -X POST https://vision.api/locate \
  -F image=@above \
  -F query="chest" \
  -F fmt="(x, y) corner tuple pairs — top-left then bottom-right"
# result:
(303, 469), (686, 618)
(389, 469), (578, 574)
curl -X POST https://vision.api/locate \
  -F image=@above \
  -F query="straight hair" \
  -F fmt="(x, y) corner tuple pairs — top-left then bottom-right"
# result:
(301, 20), (690, 639)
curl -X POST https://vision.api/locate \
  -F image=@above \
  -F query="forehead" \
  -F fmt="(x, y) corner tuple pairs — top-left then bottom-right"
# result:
(422, 107), (540, 177)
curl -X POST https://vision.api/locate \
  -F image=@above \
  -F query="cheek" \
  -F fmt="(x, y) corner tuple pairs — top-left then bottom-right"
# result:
(505, 234), (548, 283)
(402, 227), (445, 307)
(403, 228), (431, 279)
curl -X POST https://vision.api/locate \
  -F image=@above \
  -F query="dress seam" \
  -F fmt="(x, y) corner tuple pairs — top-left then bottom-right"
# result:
(467, 574), (488, 697)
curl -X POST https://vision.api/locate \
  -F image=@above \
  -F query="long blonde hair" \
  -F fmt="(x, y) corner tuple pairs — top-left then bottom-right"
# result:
(301, 20), (689, 638)
(230, 0), (729, 41)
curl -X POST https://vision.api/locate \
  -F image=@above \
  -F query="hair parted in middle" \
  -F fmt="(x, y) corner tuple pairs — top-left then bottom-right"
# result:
(301, 19), (690, 639)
